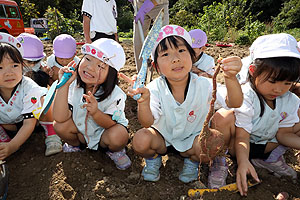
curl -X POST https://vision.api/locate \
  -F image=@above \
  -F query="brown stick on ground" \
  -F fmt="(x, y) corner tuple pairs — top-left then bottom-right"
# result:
(198, 59), (225, 165)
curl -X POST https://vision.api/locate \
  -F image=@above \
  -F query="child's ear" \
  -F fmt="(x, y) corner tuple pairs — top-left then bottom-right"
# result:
(249, 64), (256, 76)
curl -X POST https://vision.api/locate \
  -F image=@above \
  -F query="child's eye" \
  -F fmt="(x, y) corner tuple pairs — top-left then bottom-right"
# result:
(179, 48), (186, 53)
(268, 79), (276, 83)
(161, 53), (168, 57)
(13, 64), (19, 68)
(285, 82), (292, 85)
(86, 57), (90, 61)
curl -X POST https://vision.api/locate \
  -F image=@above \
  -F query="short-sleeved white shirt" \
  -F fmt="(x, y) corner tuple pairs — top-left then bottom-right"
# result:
(68, 80), (128, 150)
(81, 0), (117, 35)
(235, 82), (300, 144)
(193, 53), (215, 76)
(46, 54), (80, 69)
(0, 76), (47, 124)
(148, 73), (228, 152)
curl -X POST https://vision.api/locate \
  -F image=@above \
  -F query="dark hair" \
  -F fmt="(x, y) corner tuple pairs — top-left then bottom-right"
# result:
(76, 59), (118, 102)
(153, 36), (196, 66)
(249, 57), (300, 116)
(0, 43), (24, 66)
(24, 70), (50, 88)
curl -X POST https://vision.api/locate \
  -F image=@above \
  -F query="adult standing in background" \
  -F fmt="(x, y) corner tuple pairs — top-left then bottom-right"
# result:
(130, 0), (169, 72)
(82, 0), (118, 43)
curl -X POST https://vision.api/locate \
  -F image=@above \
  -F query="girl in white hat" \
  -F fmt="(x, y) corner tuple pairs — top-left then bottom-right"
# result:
(52, 38), (131, 170)
(218, 33), (300, 196)
(125, 25), (243, 184)
(0, 32), (59, 159)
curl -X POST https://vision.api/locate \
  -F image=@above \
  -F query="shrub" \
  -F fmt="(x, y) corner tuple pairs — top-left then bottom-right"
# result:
(44, 6), (82, 40)
(273, 0), (300, 31)
(235, 33), (250, 45)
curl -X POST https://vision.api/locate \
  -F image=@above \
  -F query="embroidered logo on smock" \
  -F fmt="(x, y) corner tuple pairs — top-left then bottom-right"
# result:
(187, 110), (196, 123)
(31, 97), (37, 104)
(279, 112), (288, 122)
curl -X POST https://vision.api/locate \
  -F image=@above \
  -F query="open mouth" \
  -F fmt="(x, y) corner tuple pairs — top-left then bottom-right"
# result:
(83, 71), (95, 78)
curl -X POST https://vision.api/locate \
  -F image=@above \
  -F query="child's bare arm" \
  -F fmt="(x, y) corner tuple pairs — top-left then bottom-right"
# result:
(136, 87), (154, 128)
(0, 118), (36, 160)
(221, 56), (243, 108)
(119, 72), (154, 127)
(277, 126), (300, 149)
(235, 127), (260, 196)
(53, 62), (77, 123)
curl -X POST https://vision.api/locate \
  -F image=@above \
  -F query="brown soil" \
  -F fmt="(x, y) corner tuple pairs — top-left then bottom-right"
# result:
(5, 40), (300, 200)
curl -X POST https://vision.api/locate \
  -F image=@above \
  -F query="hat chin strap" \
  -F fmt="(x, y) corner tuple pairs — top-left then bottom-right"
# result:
(102, 54), (116, 69)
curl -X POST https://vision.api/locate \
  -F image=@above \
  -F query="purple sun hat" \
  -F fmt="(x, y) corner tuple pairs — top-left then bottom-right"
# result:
(188, 29), (207, 48)
(17, 33), (45, 61)
(53, 34), (76, 58)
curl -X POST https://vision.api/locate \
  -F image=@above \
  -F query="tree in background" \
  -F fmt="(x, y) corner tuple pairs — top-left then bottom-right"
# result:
(44, 6), (82, 40)
(273, 0), (300, 31)
(19, 0), (40, 27)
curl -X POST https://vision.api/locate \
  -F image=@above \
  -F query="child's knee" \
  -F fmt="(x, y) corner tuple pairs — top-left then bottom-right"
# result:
(132, 128), (151, 153)
(212, 109), (235, 129)
(108, 130), (129, 147)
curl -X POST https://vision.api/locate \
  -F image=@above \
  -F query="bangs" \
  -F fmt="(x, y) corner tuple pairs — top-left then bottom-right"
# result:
(254, 57), (300, 83)
(0, 43), (23, 64)
(154, 36), (195, 63)
(157, 36), (182, 53)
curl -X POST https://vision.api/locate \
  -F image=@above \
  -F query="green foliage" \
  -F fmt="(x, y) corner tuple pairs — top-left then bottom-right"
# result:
(235, 33), (250, 45)
(117, 5), (133, 32)
(170, 10), (198, 28)
(119, 29), (133, 38)
(19, 0), (39, 27)
(44, 6), (82, 40)
(273, 0), (300, 31)
(236, 18), (266, 45)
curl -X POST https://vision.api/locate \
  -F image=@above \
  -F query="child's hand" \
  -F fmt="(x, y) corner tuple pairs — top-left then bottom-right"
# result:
(0, 142), (15, 160)
(220, 56), (242, 79)
(236, 160), (260, 196)
(58, 61), (77, 85)
(83, 91), (99, 116)
(119, 72), (150, 104)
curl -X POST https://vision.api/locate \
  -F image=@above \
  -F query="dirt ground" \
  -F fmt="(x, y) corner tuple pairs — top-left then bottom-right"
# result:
(5, 39), (300, 200)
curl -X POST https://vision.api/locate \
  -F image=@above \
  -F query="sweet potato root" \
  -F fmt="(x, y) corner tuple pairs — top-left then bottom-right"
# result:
(198, 58), (225, 164)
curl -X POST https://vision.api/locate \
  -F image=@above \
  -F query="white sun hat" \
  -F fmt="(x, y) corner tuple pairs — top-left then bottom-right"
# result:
(81, 38), (125, 71)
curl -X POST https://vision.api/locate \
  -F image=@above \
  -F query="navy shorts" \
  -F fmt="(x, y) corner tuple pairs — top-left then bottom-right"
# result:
(249, 142), (271, 160)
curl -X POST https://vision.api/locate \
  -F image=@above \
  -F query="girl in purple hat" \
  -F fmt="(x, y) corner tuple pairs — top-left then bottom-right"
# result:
(188, 29), (215, 78)
(125, 25), (243, 184)
(52, 38), (131, 170)
(46, 34), (80, 85)
(0, 32), (60, 159)
(16, 33), (50, 88)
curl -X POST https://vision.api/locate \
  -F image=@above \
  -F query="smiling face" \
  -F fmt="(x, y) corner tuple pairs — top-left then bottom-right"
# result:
(156, 37), (193, 83)
(78, 55), (109, 89)
(0, 53), (23, 93)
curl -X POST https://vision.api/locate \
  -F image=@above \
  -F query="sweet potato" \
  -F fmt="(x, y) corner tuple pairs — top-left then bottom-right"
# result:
(198, 58), (225, 164)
